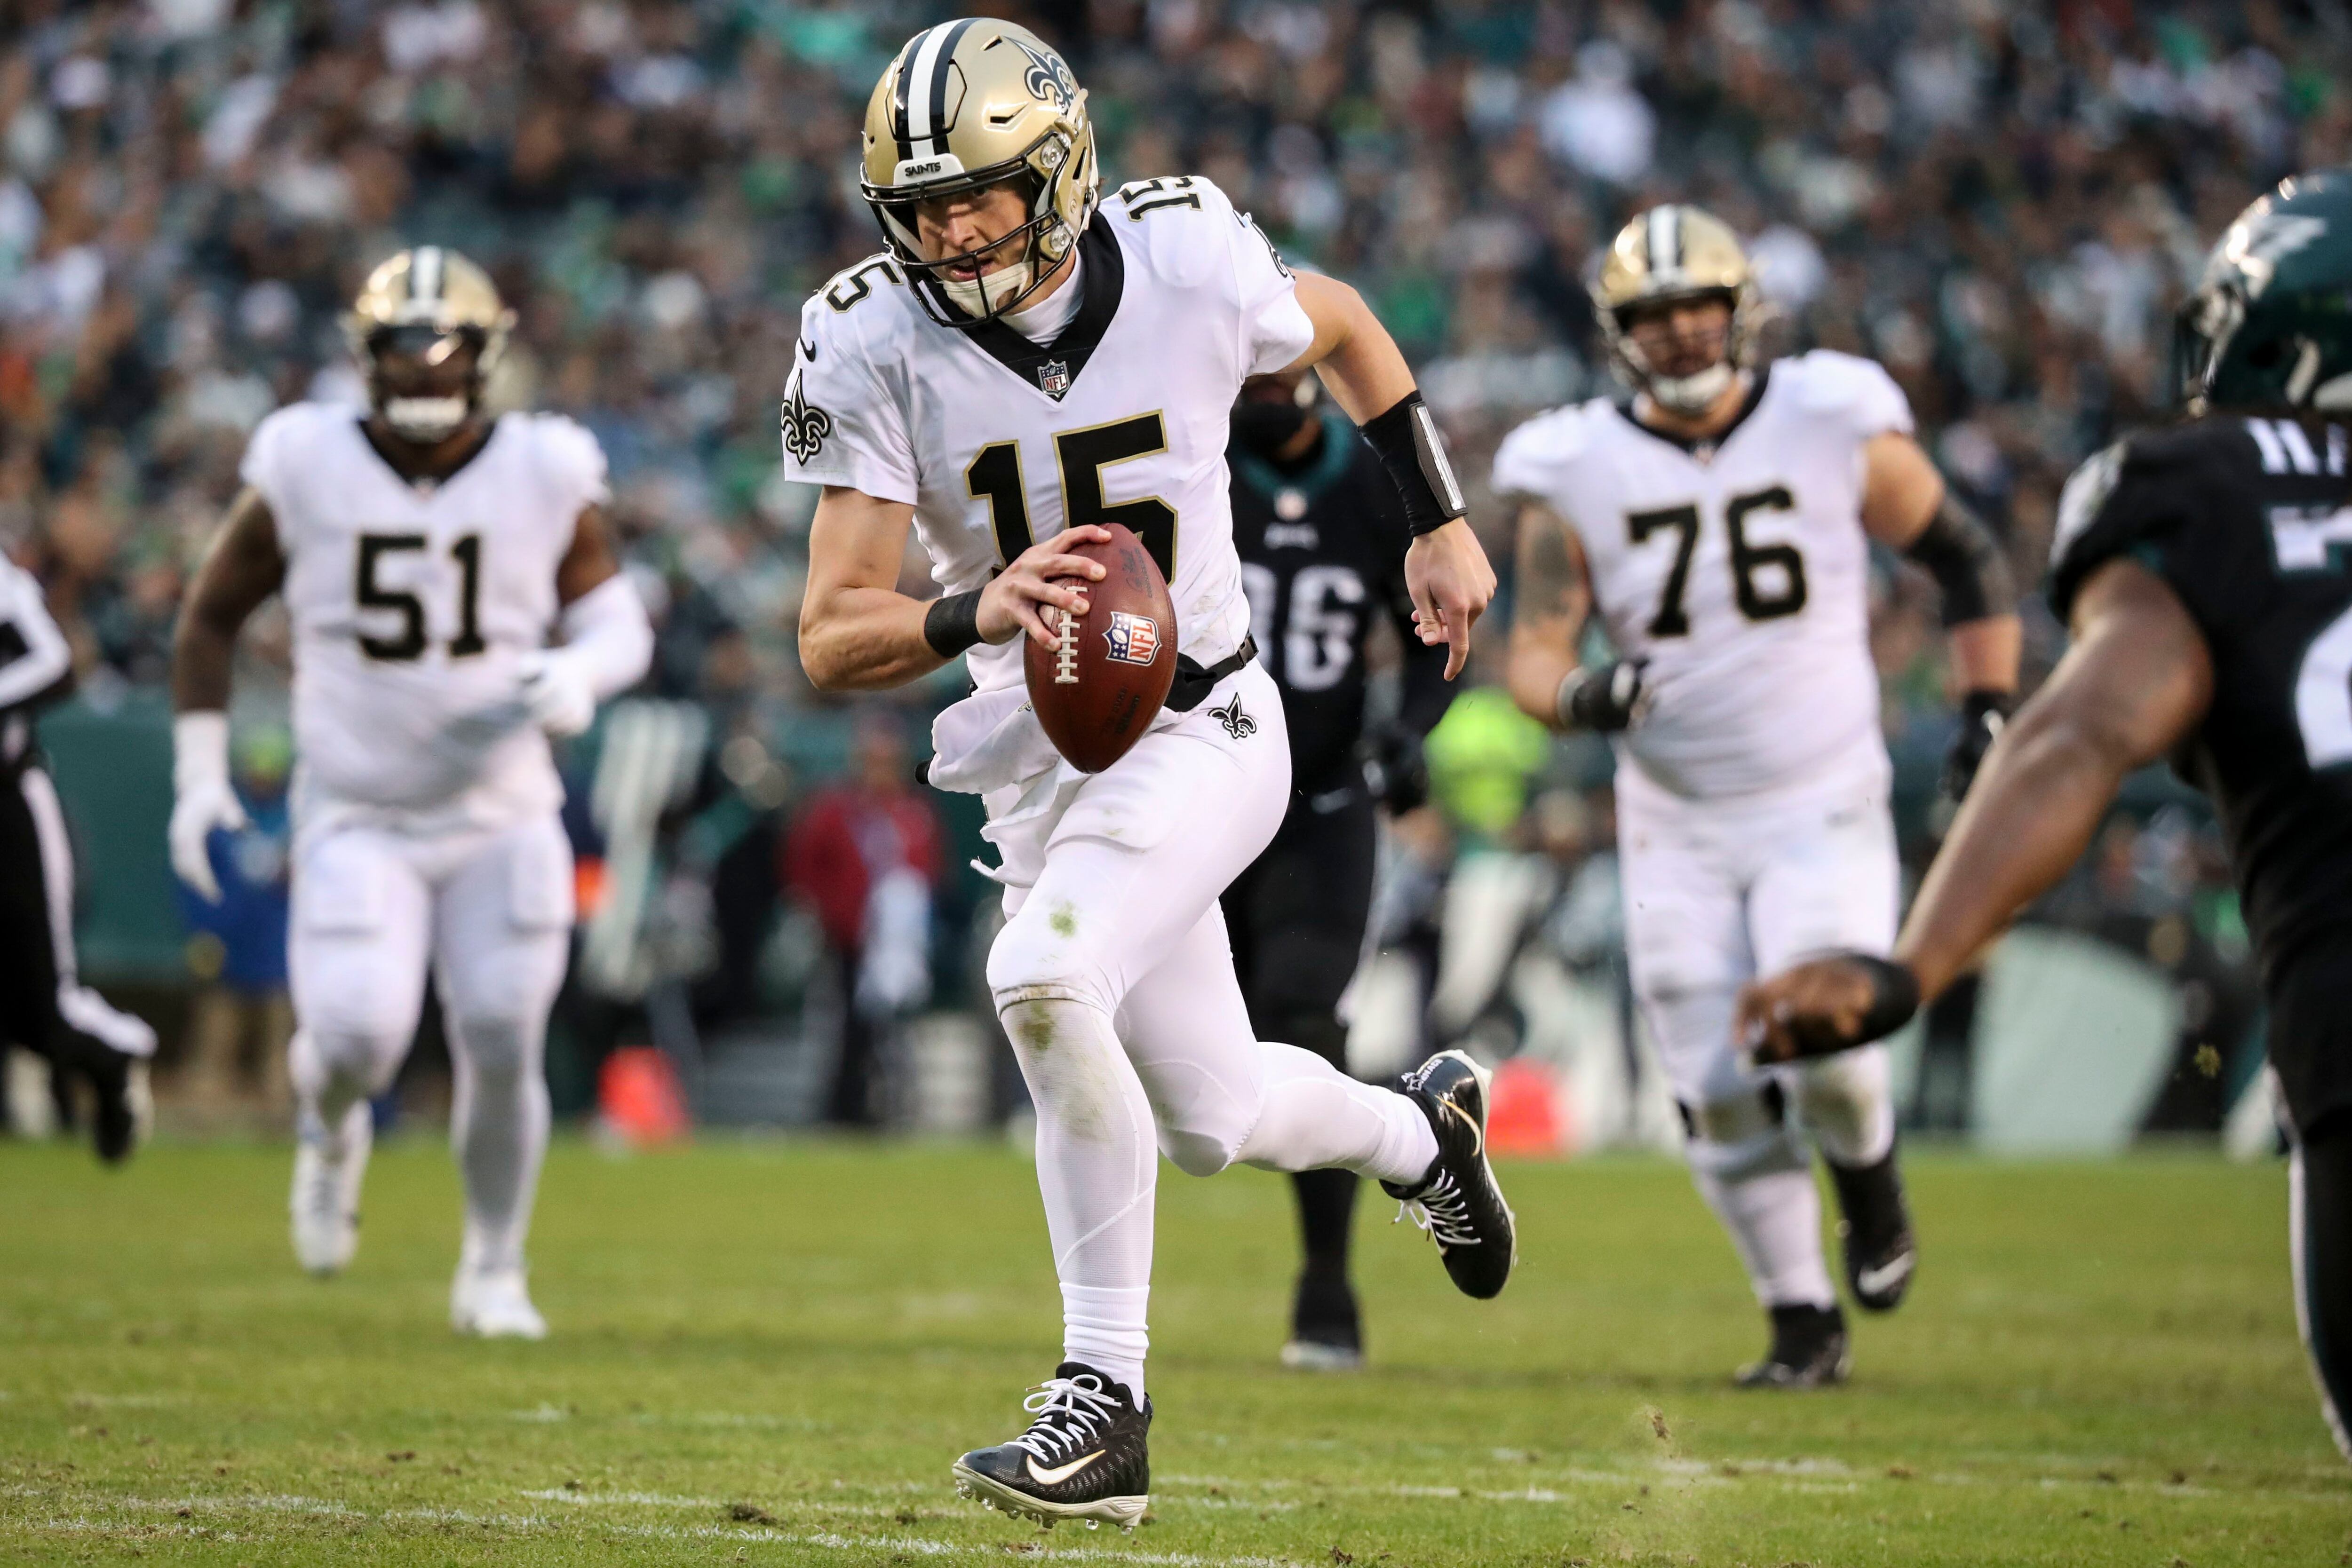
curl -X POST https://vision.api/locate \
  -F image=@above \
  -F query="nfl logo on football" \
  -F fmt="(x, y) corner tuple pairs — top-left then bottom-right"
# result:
(1037, 359), (1070, 395)
(1101, 610), (1160, 666)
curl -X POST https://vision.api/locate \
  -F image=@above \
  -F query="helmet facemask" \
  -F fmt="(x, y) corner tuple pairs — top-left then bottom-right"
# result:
(1600, 286), (1756, 417)
(358, 323), (491, 443)
(869, 132), (1087, 328)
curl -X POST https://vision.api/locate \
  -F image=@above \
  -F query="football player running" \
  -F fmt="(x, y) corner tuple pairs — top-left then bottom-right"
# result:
(168, 249), (652, 1338)
(1500, 207), (2021, 1386)
(1742, 170), (2352, 1461)
(786, 19), (1504, 1530)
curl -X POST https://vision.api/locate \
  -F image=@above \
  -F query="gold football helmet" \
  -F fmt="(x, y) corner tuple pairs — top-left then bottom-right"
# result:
(344, 246), (516, 442)
(860, 18), (1098, 327)
(1591, 205), (1761, 416)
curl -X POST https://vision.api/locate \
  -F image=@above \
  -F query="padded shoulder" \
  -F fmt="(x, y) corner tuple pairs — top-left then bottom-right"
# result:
(238, 401), (344, 504)
(513, 411), (611, 512)
(1105, 174), (1247, 291)
(1490, 399), (1615, 501)
(1780, 349), (1914, 438)
(799, 252), (921, 368)
(2047, 419), (2254, 621)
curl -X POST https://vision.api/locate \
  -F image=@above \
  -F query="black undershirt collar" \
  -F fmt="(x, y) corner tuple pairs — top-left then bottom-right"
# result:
(1619, 364), (1773, 461)
(924, 214), (1127, 402)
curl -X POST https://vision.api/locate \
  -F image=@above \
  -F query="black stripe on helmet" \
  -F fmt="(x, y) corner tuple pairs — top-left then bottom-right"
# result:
(925, 18), (977, 154)
(892, 31), (924, 159)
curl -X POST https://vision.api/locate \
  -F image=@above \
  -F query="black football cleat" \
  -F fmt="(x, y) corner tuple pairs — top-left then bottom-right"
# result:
(953, 1363), (1150, 1531)
(1382, 1049), (1517, 1299)
(1281, 1273), (1363, 1371)
(1828, 1146), (1916, 1313)
(1735, 1303), (1851, 1389)
(76, 1043), (142, 1166)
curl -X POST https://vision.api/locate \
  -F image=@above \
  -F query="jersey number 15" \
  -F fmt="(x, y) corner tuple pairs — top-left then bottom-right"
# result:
(966, 413), (1177, 581)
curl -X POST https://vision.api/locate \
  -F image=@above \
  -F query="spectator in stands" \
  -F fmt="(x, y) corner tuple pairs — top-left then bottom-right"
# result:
(783, 708), (940, 1128)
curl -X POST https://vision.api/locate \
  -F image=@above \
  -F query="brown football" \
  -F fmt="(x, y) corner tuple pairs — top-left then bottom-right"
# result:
(1024, 523), (1178, 774)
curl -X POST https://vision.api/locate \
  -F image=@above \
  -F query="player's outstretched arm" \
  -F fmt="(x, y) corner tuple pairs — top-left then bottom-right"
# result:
(1287, 272), (1494, 679)
(1858, 431), (2024, 796)
(799, 486), (1108, 692)
(1738, 557), (2213, 1061)
(167, 487), (286, 899)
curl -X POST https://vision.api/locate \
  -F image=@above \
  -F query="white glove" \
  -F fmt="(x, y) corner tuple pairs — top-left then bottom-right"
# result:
(518, 650), (598, 738)
(170, 712), (248, 903)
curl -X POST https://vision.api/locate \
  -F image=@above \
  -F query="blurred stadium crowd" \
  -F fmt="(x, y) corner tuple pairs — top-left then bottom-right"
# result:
(1, 0), (2320, 1136)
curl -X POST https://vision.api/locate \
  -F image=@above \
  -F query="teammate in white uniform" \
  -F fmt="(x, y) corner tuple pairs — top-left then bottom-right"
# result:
(787, 19), (1504, 1528)
(167, 249), (653, 1338)
(1502, 207), (2023, 1385)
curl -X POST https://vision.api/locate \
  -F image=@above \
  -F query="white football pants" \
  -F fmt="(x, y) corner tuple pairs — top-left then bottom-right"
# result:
(984, 663), (1437, 1395)
(288, 812), (573, 1275)
(1618, 767), (1900, 1309)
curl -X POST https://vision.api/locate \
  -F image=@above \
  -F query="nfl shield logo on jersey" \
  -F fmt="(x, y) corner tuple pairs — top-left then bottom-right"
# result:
(1101, 610), (1161, 666)
(1036, 360), (1071, 396)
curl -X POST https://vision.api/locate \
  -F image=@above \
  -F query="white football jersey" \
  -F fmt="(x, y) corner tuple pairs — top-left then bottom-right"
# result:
(1493, 351), (1912, 800)
(240, 403), (608, 829)
(781, 175), (1314, 698)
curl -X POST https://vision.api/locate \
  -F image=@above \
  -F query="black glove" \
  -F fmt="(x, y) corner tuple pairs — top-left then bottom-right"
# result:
(1556, 659), (1650, 733)
(1942, 690), (2014, 804)
(1364, 725), (1430, 816)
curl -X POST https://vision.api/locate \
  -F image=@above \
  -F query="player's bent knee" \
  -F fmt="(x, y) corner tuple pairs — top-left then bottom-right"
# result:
(450, 1013), (540, 1081)
(987, 912), (1119, 1018)
(302, 1023), (407, 1098)
(1683, 1091), (1805, 1180)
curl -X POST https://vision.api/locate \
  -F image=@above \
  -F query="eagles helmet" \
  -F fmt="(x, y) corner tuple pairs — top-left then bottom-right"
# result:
(2177, 169), (2352, 415)
(860, 19), (1098, 328)
(1591, 205), (1763, 416)
(344, 246), (516, 443)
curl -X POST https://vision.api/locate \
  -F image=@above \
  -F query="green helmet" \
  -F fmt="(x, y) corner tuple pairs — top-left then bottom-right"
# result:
(2177, 168), (2352, 415)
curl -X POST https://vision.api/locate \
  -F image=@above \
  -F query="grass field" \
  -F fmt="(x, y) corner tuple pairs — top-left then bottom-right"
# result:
(2, 1137), (2344, 1567)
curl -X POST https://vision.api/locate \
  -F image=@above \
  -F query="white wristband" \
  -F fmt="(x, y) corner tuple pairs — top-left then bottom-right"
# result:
(173, 710), (233, 795)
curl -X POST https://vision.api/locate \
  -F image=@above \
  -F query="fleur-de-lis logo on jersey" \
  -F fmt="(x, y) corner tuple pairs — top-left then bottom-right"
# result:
(1005, 34), (1077, 109)
(780, 371), (833, 464)
(1208, 696), (1257, 742)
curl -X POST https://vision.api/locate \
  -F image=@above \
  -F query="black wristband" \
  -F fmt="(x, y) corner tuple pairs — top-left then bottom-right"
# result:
(922, 590), (985, 659)
(1850, 954), (1923, 1043)
(1361, 391), (1468, 536)
(1960, 689), (2015, 724)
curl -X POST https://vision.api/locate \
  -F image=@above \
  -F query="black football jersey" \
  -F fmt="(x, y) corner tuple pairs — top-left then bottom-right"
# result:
(1229, 412), (1453, 794)
(2050, 413), (2352, 986)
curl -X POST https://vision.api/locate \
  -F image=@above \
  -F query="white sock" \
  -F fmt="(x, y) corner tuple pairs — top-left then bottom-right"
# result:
(1793, 1045), (1896, 1168)
(1692, 1164), (1836, 1308)
(1063, 1283), (1149, 1400)
(1001, 997), (1159, 1390)
(451, 1042), (550, 1277)
(1234, 1042), (1438, 1185)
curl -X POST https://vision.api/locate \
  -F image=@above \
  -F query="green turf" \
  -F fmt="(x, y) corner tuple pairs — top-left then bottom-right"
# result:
(0, 1136), (2343, 1566)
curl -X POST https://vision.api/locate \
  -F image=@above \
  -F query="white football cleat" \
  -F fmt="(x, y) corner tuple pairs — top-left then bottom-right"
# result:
(451, 1267), (548, 1340)
(290, 1102), (371, 1277)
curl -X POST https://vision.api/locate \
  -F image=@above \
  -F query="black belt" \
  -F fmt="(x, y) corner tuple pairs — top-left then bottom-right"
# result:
(1165, 634), (1256, 714)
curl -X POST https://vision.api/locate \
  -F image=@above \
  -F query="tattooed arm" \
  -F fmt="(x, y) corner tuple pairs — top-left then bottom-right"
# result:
(1504, 500), (1593, 725)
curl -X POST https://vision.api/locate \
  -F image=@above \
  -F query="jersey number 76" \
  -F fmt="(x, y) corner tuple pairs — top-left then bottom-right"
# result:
(965, 413), (1178, 581)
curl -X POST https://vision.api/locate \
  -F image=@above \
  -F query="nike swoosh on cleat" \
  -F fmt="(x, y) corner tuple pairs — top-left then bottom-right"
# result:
(1856, 1255), (1914, 1297)
(1025, 1450), (1105, 1486)
(1438, 1098), (1484, 1158)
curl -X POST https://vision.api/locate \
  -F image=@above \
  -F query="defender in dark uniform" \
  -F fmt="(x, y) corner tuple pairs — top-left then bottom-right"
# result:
(1738, 169), (2352, 1461)
(1222, 372), (1454, 1369)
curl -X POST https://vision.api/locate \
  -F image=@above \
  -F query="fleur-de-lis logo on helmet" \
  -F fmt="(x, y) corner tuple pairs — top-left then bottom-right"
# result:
(1006, 34), (1077, 109)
